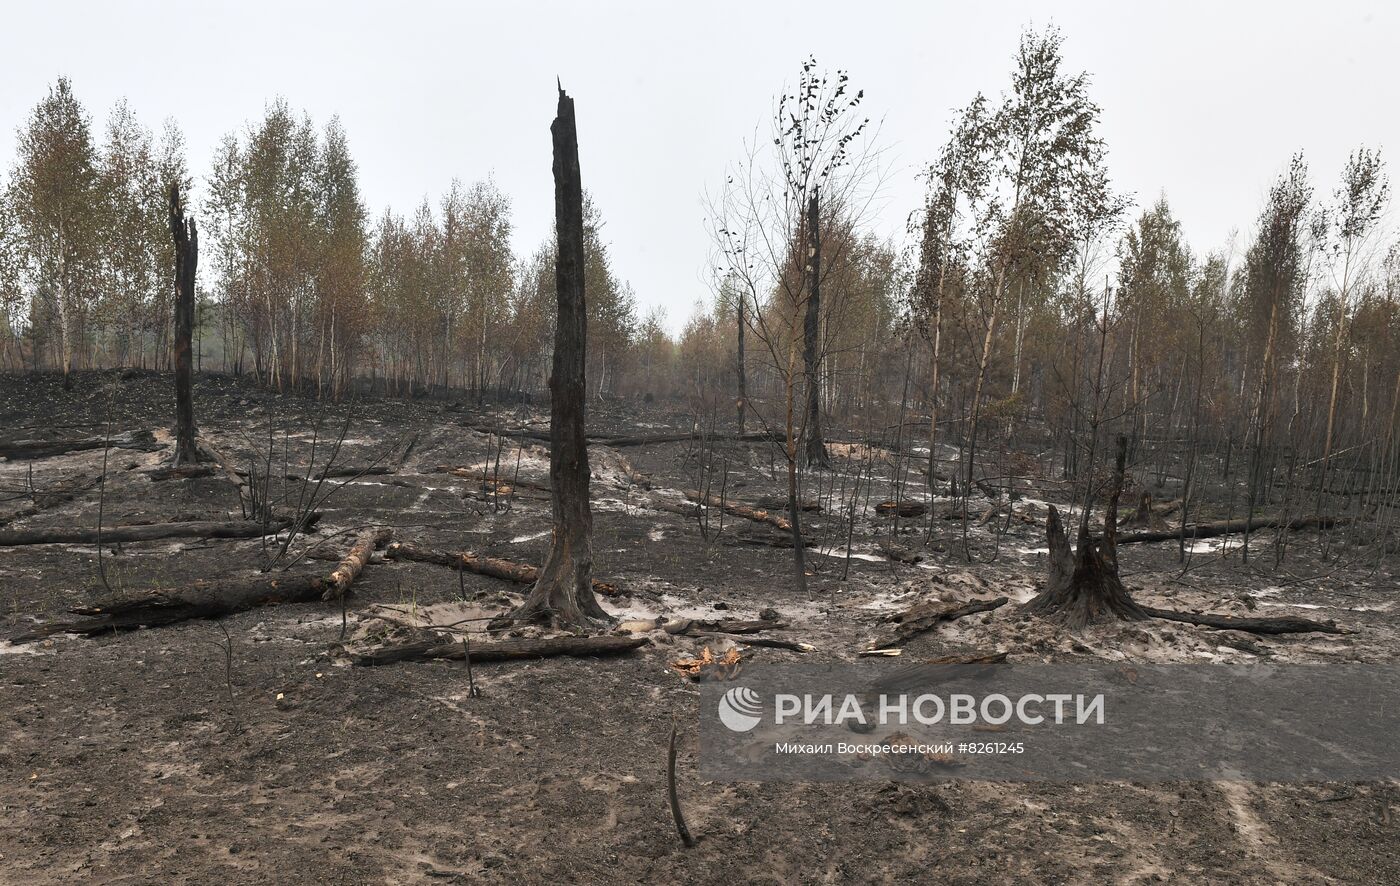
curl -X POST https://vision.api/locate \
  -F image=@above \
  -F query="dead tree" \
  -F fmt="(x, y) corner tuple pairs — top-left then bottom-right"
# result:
(736, 286), (747, 434)
(169, 184), (200, 466)
(1022, 435), (1150, 628)
(802, 187), (830, 469)
(497, 85), (609, 630)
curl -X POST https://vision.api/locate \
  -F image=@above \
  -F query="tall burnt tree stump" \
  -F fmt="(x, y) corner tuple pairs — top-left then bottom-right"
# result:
(496, 85), (610, 630)
(169, 183), (200, 466)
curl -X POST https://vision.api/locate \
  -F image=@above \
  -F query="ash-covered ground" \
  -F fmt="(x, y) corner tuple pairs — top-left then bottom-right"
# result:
(1, 371), (1397, 884)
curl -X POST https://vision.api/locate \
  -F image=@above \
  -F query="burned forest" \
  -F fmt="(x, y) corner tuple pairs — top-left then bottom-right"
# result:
(2, 12), (1399, 886)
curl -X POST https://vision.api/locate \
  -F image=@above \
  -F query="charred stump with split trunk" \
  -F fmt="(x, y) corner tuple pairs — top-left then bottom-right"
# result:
(169, 183), (199, 466)
(496, 86), (610, 630)
(1022, 436), (1149, 628)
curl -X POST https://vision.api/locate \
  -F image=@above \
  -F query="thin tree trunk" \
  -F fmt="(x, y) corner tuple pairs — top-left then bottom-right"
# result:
(785, 335), (809, 593)
(802, 189), (828, 468)
(927, 275), (943, 500)
(736, 288), (747, 433)
(966, 261), (1007, 491)
(57, 218), (74, 391)
(1245, 298), (1281, 563)
(1317, 253), (1353, 515)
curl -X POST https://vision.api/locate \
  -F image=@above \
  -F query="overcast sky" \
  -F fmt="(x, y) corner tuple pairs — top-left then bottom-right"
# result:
(3, 1), (1396, 331)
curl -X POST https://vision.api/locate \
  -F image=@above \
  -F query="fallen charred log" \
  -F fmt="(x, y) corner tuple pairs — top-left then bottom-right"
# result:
(9, 573), (330, 641)
(660, 613), (813, 652)
(8, 529), (390, 641)
(723, 635), (814, 652)
(1142, 606), (1346, 636)
(876, 500), (927, 519)
(681, 489), (791, 531)
(383, 540), (621, 596)
(663, 617), (788, 635)
(324, 528), (394, 600)
(350, 633), (648, 666)
(868, 597), (1009, 649)
(752, 494), (821, 512)
(725, 527), (815, 548)
(593, 429), (784, 448)
(0, 517), (294, 547)
(148, 464), (217, 482)
(866, 652), (1010, 692)
(0, 429), (162, 460)
(465, 426), (782, 448)
(434, 466), (553, 494)
(1117, 514), (1345, 546)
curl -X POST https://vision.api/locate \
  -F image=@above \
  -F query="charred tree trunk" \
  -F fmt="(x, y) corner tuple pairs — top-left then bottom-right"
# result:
(927, 270), (944, 501)
(0, 517), (292, 547)
(802, 188), (829, 469)
(1141, 607), (1344, 636)
(1117, 514), (1344, 546)
(498, 86), (609, 630)
(681, 488), (792, 531)
(1022, 436), (1149, 628)
(0, 429), (159, 459)
(868, 596), (1010, 649)
(324, 528), (393, 600)
(8, 573), (331, 641)
(169, 184), (200, 466)
(736, 289), (747, 434)
(384, 540), (620, 596)
(9, 525), (393, 643)
(352, 634), (648, 667)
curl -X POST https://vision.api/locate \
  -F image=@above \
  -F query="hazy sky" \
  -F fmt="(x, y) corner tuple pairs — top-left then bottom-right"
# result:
(3, 1), (1396, 331)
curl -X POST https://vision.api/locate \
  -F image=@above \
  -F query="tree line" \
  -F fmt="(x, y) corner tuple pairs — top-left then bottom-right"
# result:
(0, 81), (645, 399)
(3, 30), (1398, 557)
(687, 29), (1398, 561)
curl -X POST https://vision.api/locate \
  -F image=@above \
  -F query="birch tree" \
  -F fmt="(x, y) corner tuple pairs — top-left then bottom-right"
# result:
(9, 77), (100, 388)
(1317, 148), (1388, 510)
(959, 27), (1114, 495)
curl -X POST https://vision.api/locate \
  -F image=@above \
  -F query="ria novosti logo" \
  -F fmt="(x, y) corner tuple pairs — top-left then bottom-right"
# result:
(718, 687), (763, 732)
(717, 688), (1108, 732)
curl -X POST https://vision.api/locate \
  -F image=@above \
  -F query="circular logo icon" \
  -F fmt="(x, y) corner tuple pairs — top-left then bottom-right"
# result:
(718, 686), (763, 732)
